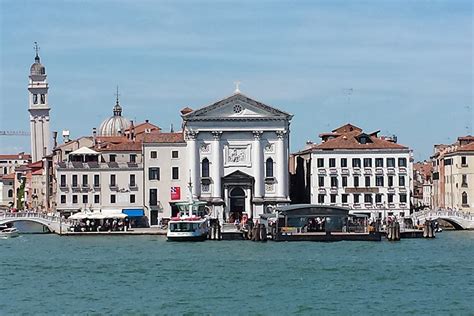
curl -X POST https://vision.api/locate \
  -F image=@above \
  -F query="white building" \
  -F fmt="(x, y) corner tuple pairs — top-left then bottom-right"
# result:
(55, 144), (145, 218)
(292, 124), (412, 219)
(182, 91), (292, 222)
(28, 46), (51, 162)
(142, 132), (188, 225)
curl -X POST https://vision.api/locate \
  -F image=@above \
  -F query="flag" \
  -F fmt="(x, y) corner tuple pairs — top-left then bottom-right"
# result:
(171, 186), (181, 200)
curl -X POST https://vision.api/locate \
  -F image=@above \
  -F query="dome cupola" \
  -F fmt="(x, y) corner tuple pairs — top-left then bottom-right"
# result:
(98, 89), (131, 136)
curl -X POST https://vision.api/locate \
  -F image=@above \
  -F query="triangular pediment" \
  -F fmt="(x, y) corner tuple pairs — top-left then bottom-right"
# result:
(182, 93), (292, 121)
(223, 170), (254, 180)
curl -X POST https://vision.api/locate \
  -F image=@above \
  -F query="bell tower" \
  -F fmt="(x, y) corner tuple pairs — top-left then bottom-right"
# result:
(28, 42), (51, 162)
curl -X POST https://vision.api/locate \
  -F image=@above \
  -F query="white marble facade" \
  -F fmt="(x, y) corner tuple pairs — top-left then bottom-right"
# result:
(182, 92), (292, 222)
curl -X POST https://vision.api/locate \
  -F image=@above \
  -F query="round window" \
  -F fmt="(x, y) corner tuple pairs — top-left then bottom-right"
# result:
(233, 104), (243, 113)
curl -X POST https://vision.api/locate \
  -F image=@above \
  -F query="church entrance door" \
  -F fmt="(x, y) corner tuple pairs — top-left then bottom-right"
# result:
(229, 187), (246, 223)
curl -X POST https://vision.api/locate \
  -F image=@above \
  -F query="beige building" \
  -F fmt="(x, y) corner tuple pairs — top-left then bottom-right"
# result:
(55, 143), (144, 217)
(441, 140), (474, 213)
(142, 132), (188, 225)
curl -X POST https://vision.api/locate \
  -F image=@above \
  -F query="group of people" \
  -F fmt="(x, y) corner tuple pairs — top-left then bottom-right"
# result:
(303, 217), (326, 232)
(71, 217), (132, 232)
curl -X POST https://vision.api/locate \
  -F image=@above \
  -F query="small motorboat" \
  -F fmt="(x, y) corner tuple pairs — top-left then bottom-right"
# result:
(0, 227), (19, 238)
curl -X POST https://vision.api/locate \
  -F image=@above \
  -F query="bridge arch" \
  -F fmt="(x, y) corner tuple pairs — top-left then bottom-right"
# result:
(0, 218), (53, 232)
(436, 217), (464, 230)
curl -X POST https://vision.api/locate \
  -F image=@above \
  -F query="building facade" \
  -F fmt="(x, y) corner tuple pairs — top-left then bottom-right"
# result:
(142, 132), (188, 225)
(182, 92), (292, 222)
(55, 144), (144, 216)
(291, 124), (412, 219)
(432, 137), (474, 213)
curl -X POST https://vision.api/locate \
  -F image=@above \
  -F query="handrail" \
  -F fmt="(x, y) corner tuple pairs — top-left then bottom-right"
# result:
(1, 212), (73, 226)
(412, 209), (474, 221)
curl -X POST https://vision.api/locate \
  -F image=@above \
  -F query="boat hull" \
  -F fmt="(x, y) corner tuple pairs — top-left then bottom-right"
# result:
(166, 234), (207, 242)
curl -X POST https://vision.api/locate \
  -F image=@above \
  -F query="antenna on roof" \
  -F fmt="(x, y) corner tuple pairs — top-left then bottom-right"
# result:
(170, 123), (174, 133)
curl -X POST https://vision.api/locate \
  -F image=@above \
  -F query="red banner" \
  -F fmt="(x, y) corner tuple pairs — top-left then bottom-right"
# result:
(171, 186), (181, 200)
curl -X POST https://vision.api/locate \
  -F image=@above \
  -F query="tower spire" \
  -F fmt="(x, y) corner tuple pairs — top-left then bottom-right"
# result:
(113, 85), (122, 116)
(34, 41), (40, 62)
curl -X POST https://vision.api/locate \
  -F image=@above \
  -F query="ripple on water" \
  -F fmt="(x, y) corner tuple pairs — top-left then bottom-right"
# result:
(1, 232), (473, 315)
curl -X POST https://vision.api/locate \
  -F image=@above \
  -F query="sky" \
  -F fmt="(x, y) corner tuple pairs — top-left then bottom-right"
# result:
(0, 0), (472, 161)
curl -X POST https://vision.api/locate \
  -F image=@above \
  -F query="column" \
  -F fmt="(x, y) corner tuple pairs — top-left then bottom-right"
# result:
(276, 130), (288, 198)
(211, 131), (223, 199)
(186, 131), (199, 197)
(30, 116), (37, 162)
(253, 131), (263, 198)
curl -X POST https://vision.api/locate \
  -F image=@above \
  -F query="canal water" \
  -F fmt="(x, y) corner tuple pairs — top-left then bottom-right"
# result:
(1, 232), (473, 315)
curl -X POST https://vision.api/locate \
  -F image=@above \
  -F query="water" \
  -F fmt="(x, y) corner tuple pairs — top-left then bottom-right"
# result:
(1, 232), (473, 315)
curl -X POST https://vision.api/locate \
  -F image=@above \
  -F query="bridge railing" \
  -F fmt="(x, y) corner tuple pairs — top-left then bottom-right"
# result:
(0, 212), (73, 226)
(412, 209), (474, 221)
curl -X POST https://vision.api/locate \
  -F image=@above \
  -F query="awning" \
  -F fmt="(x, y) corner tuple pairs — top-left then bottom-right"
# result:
(122, 209), (144, 217)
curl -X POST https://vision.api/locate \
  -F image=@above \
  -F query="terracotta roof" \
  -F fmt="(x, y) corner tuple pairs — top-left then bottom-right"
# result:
(95, 136), (129, 144)
(99, 142), (142, 152)
(414, 162), (433, 179)
(305, 124), (408, 151)
(180, 107), (193, 115)
(32, 169), (43, 175)
(457, 142), (474, 152)
(0, 153), (31, 160)
(125, 121), (161, 135)
(2, 173), (14, 180)
(332, 124), (362, 134)
(143, 132), (185, 143)
(28, 161), (43, 168)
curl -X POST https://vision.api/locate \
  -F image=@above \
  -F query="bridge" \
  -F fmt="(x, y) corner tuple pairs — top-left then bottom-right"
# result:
(412, 209), (474, 230)
(0, 212), (73, 234)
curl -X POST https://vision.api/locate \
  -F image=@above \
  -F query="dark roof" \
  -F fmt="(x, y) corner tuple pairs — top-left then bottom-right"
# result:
(276, 204), (350, 217)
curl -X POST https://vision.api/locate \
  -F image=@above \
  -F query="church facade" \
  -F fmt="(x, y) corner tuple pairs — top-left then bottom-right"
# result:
(182, 91), (292, 222)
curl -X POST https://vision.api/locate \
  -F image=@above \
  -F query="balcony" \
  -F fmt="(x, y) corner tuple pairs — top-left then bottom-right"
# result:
(341, 168), (350, 175)
(81, 184), (90, 191)
(71, 185), (81, 192)
(387, 168), (396, 174)
(329, 168), (337, 175)
(129, 183), (139, 191)
(330, 187), (338, 193)
(109, 184), (118, 191)
(388, 203), (396, 209)
(318, 188), (326, 194)
(93, 184), (100, 191)
(364, 168), (372, 175)
(399, 167), (407, 174)
(387, 187), (395, 193)
(353, 203), (361, 209)
(399, 187), (407, 193)
(59, 184), (69, 192)
(375, 168), (384, 174)
(318, 168), (326, 175)
(376, 203), (384, 208)
(353, 168), (361, 175)
(365, 203), (373, 208)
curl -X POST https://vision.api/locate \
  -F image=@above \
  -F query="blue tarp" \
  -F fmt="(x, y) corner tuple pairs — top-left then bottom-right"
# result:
(122, 209), (145, 217)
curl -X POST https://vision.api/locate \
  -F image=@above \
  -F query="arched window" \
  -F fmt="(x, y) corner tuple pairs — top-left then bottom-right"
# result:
(202, 158), (209, 178)
(462, 192), (468, 205)
(266, 158), (274, 178)
(8, 189), (13, 198)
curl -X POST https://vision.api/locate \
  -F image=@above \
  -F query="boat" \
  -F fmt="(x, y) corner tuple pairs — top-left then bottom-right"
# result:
(1, 227), (19, 239)
(167, 181), (209, 241)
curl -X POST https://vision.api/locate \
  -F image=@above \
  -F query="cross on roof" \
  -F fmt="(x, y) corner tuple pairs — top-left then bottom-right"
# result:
(234, 81), (241, 94)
